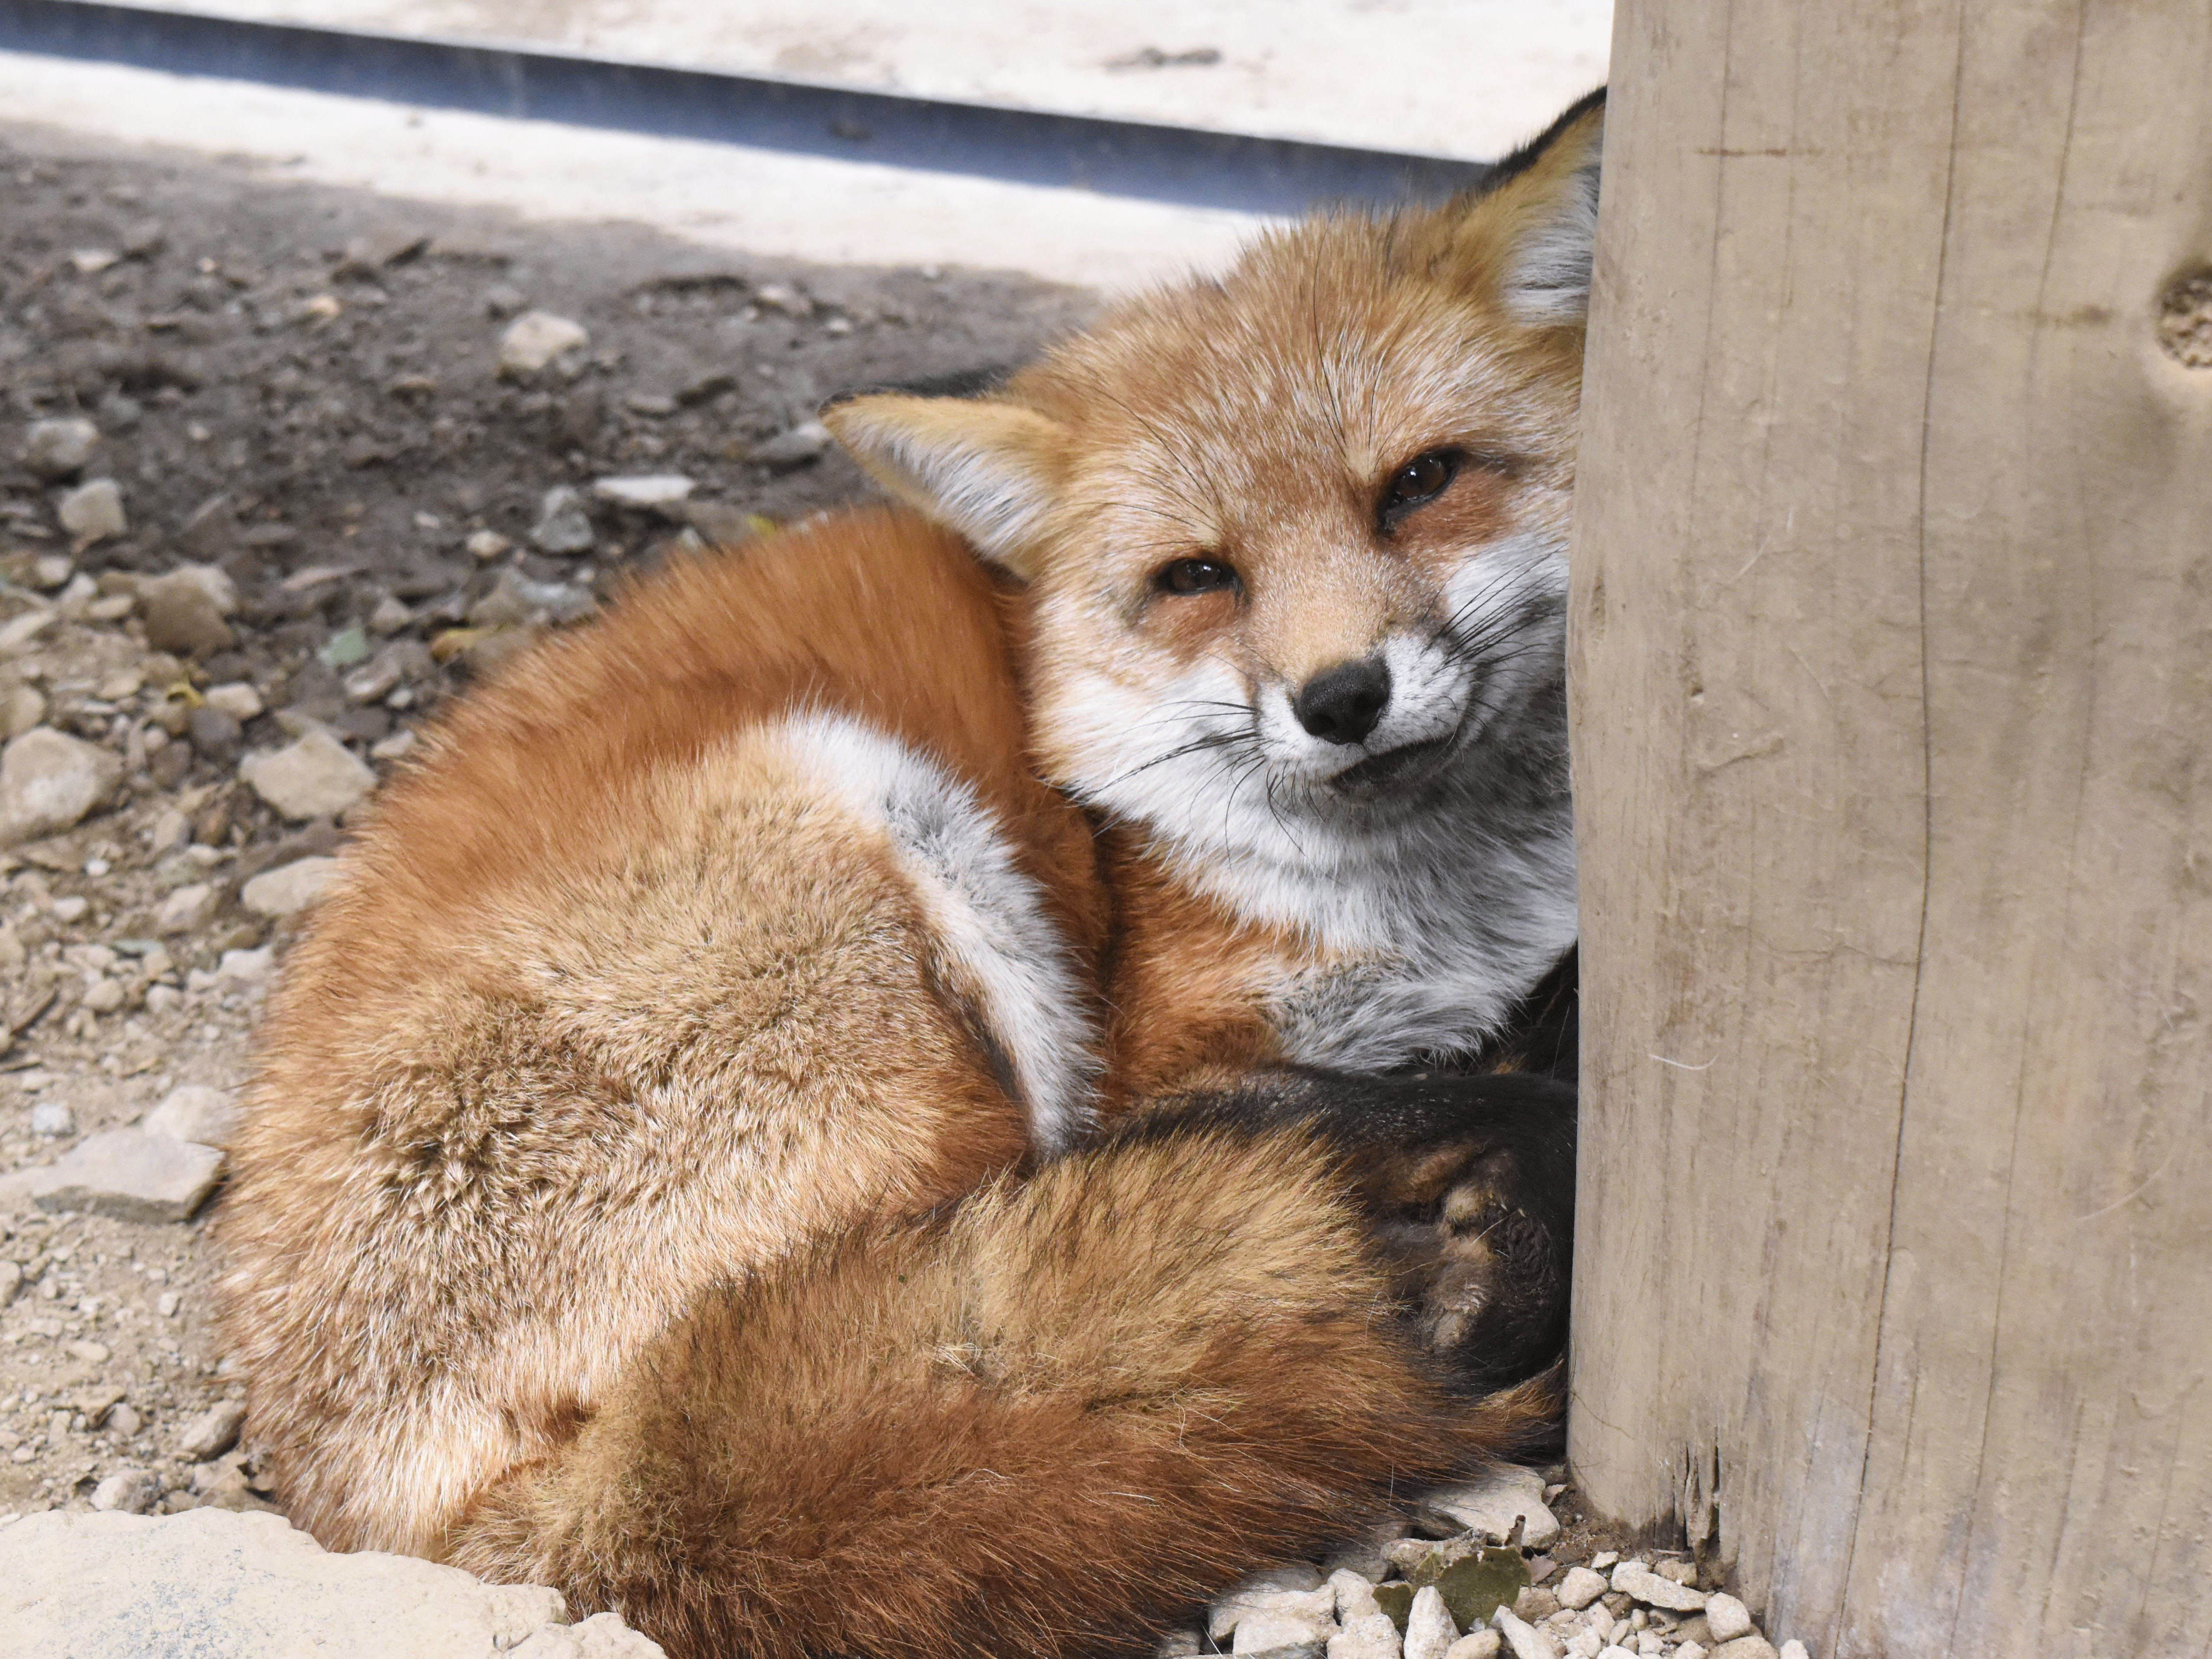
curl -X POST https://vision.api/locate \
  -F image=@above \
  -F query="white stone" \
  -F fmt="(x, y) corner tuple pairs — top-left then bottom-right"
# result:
(466, 528), (512, 560)
(1709, 1641), (1777, 1659)
(1779, 1643), (1810, 1659)
(1675, 1644), (1706, 1659)
(1609, 1564), (1707, 1614)
(530, 486), (596, 554)
(591, 473), (694, 507)
(1421, 1466), (1561, 1551)
(1212, 1584), (1338, 1642)
(30, 1100), (74, 1136)
(90, 1468), (163, 1514)
(1703, 1593), (1754, 1643)
(1404, 1586), (1458, 1659)
(1443, 1635), (1502, 1659)
(3, 683), (45, 739)
(242, 854), (339, 917)
(176, 1399), (247, 1461)
(1330, 1569), (1384, 1626)
(498, 310), (590, 376)
(82, 976), (126, 1013)
(1490, 1607), (1561, 1659)
(240, 728), (376, 819)
(23, 417), (100, 480)
(155, 881), (220, 934)
(1330, 1613), (1404, 1659)
(0, 1129), (223, 1222)
(217, 946), (274, 984)
(203, 681), (264, 720)
(0, 1260), (20, 1304)
(1588, 1554), (1618, 1573)
(144, 1084), (240, 1149)
(1555, 1567), (1609, 1611)
(0, 1508), (665, 1656)
(0, 726), (122, 846)
(1566, 1635), (1604, 1659)
(1236, 1610), (1338, 1656)
(57, 478), (127, 545)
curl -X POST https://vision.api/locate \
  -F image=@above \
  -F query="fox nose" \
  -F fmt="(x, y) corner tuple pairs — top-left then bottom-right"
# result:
(1293, 658), (1392, 746)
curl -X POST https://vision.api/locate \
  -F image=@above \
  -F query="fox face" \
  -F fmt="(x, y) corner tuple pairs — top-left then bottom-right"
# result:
(829, 93), (1601, 982)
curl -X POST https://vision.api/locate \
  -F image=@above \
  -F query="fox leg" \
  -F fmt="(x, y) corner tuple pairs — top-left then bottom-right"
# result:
(445, 1116), (1557, 1659)
(1116, 1070), (1576, 1400)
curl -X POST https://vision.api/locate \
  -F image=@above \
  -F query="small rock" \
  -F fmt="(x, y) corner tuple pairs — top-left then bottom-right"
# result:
(3, 684), (46, 739)
(1703, 1594), (1753, 1643)
(187, 704), (244, 762)
(1331, 1569), (1384, 1626)
(30, 1100), (74, 1136)
(591, 473), (694, 508)
(1488, 1607), (1559, 1659)
(371, 729), (418, 762)
(0, 726), (123, 846)
(23, 417), (100, 481)
(66, 1338), (111, 1363)
(50, 894), (90, 923)
(217, 946), (274, 984)
(139, 567), (239, 655)
(1589, 1554), (1618, 1575)
(1330, 1613), (1404, 1659)
(242, 855), (339, 918)
(110, 1402), (144, 1437)
(156, 881), (221, 934)
(82, 977), (126, 1013)
(57, 478), (128, 546)
(0, 1260), (20, 1304)
(1421, 1468), (1561, 1551)
(177, 1399), (248, 1461)
(1677, 1644), (1707, 1659)
(0, 1129), (225, 1222)
(30, 553), (73, 589)
(320, 625), (372, 669)
(241, 729), (377, 819)
(1509, 1588), (1557, 1623)
(157, 1290), (181, 1317)
(529, 486), (596, 554)
(91, 1468), (164, 1514)
(1710, 1642), (1777, 1659)
(144, 1083), (240, 1148)
(1236, 1611), (1336, 1658)
(1556, 1568), (1609, 1612)
(1444, 1636), (1502, 1659)
(1778, 1643), (1809, 1659)
(368, 594), (414, 636)
(466, 528), (513, 560)
(499, 310), (590, 376)
(203, 681), (265, 721)
(1609, 1564), (1706, 1614)
(1404, 1586), (1458, 1659)
(1211, 1580), (1333, 1641)
(750, 420), (831, 470)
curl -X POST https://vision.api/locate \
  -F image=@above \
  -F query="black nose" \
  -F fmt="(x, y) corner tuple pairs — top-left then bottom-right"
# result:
(1293, 658), (1392, 745)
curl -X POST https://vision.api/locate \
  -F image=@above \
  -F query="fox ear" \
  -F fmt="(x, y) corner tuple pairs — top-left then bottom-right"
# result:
(1474, 89), (1608, 326)
(822, 394), (1068, 578)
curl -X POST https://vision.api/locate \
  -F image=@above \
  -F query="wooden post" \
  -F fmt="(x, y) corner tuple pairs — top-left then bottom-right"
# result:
(1566, 2), (2212, 1655)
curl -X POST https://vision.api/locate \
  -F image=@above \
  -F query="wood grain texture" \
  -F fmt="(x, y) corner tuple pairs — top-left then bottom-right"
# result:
(1567, 3), (2212, 1655)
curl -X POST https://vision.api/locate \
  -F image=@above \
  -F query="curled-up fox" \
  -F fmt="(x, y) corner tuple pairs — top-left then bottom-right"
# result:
(219, 90), (1604, 1659)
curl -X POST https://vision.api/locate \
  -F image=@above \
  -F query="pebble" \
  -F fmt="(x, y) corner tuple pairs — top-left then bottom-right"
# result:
(1555, 1568), (1609, 1612)
(1212, 1582), (1336, 1641)
(240, 728), (377, 819)
(144, 1083), (240, 1148)
(30, 1100), (75, 1136)
(498, 310), (590, 376)
(66, 1337), (112, 1363)
(50, 895), (90, 923)
(1236, 1611), (1336, 1657)
(203, 681), (265, 721)
(1703, 1594), (1753, 1643)
(0, 1260), (19, 1304)
(1489, 1607), (1560, 1659)
(592, 473), (694, 508)
(1675, 1645), (1705, 1659)
(242, 854), (339, 917)
(750, 420), (832, 470)
(1330, 1569), (1384, 1626)
(1709, 1642), (1777, 1659)
(0, 1129), (225, 1222)
(1422, 1468), (1562, 1552)
(1444, 1636), (1502, 1659)
(3, 684), (45, 738)
(187, 704), (244, 762)
(177, 1399), (248, 1461)
(0, 726), (123, 846)
(1610, 1563), (1707, 1613)
(1330, 1613), (1404, 1659)
(217, 946), (274, 984)
(466, 528), (513, 560)
(138, 565), (239, 655)
(1404, 1586), (1458, 1659)
(23, 417), (100, 480)
(530, 485), (596, 554)
(91, 1468), (164, 1514)
(156, 881), (221, 934)
(56, 477), (128, 545)
(1779, 1644), (1809, 1659)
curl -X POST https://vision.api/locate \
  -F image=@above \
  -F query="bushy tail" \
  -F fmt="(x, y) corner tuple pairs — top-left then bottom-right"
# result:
(446, 1123), (1553, 1659)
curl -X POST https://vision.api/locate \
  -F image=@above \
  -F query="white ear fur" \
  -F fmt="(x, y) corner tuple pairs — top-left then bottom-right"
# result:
(1498, 108), (1606, 326)
(822, 394), (1065, 576)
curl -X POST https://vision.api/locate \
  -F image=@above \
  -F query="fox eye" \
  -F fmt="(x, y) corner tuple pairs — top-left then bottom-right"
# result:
(1152, 557), (1240, 597)
(1379, 449), (1460, 522)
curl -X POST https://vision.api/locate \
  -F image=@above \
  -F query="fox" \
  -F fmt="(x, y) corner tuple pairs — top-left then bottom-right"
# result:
(215, 89), (1605, 1659)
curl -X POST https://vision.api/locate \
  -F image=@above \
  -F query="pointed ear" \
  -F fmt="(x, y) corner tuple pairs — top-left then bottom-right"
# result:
(822, 393), (1068, 577)
(1472, 88), (1608, 326)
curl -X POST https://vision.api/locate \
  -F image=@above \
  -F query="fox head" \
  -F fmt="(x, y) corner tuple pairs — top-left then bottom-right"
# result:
(827, 92), (1604, 888)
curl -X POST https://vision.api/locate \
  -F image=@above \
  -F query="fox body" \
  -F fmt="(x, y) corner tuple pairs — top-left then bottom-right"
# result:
(219, 92), (1605, 1659)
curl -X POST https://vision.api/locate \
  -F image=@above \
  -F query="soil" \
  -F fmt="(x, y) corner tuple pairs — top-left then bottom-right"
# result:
(0, 117), (1095, 1521)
